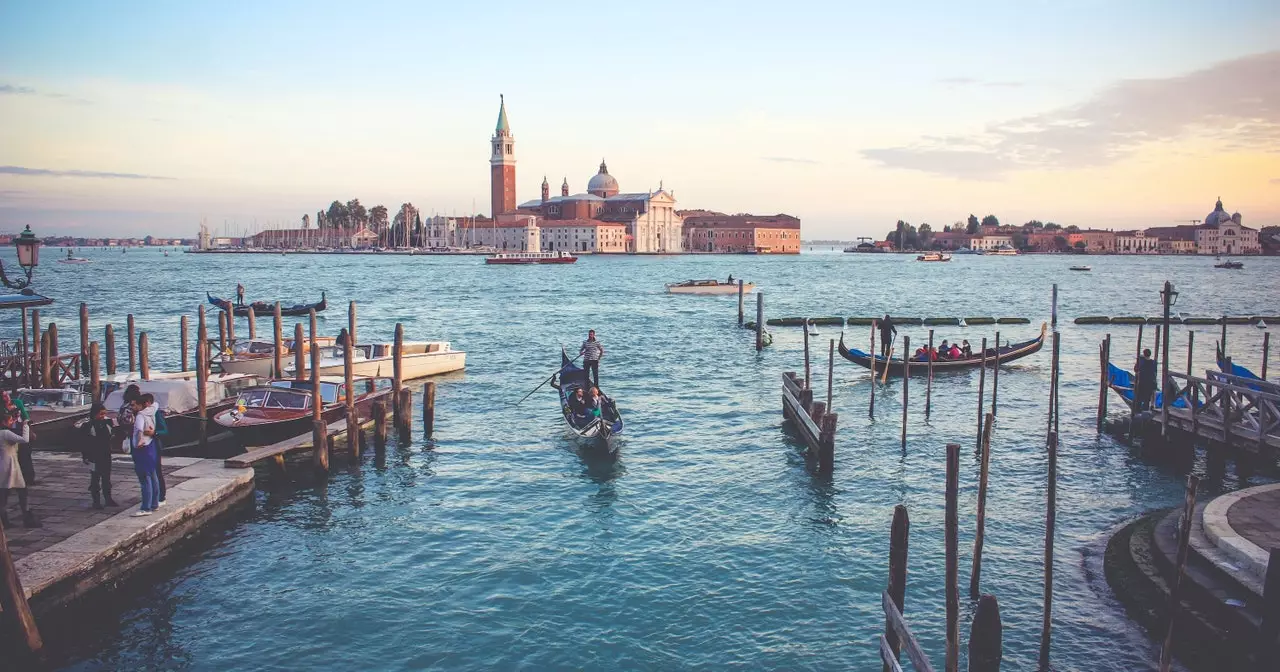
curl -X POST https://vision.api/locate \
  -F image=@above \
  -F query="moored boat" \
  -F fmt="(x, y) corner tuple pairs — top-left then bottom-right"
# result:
(665, 279), (754, 294)
(485, 251), (578, 265)
(206, 292), (327, 317)
(987, 246), (1019, 256)
(1069, 265), (1092, 271)
(283, 341), (465, 379)
(213, 376), (394, 447)
(551, 351), (623, 452)
(16, 386), (95, 449)
(838, 323), (1047, 376)
(916, 252), (952, 262)
(101, 373), (264, 449)
(1214, 260), (1244, 269)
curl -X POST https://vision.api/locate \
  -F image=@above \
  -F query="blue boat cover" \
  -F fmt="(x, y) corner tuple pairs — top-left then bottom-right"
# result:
(1108, 362), (1189, 409)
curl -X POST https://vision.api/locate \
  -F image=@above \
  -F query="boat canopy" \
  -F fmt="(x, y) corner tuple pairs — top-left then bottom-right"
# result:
(16, 388), (92, 408)
(102, 379), (231, 413)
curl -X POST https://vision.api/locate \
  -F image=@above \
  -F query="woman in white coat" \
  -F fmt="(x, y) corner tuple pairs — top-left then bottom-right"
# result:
(0, 407), (38, 528)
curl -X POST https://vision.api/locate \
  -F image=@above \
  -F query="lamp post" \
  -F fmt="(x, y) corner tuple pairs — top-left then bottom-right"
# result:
(0, 226), (40, 290)
(1160, 281), (1178, 439)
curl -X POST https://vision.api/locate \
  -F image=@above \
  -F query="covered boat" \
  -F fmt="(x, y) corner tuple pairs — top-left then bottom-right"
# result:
(665, 279), (754, 295)
(838, 323), (1047, 376)
(206, 291), (327, 317)
(212, 376), (394, 447)
(485, 251), (577, 265)
(101, 373), (262, 449)
(916, 252), (952, 262)
(283, 341), (465, 379)
(550, 351), (623, 452)
(16, 386), (95, 449)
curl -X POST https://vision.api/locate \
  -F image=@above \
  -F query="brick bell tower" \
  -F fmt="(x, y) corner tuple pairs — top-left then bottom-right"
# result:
(490, 94), (516, 217)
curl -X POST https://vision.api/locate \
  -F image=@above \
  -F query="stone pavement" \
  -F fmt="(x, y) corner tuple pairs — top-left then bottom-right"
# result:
(1226, 485), (1280, 554)
(1200, 481), (1280, 590)
(2, 453), (192, 561)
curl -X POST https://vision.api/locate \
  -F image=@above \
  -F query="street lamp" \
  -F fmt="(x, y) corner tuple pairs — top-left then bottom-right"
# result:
(1, 225), (40, 290)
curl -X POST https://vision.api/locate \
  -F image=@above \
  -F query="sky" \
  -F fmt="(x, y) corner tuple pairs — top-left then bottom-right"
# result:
(1, 0), (1278, 239)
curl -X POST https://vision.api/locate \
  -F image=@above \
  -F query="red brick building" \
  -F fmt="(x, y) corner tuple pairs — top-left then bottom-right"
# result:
(680, 213), (801, 254)
(490, 95), (517, 218)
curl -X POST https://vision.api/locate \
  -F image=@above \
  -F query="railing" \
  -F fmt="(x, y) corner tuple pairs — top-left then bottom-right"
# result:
(1164, 371), (1280, 449)
(0, 351), (83, 389)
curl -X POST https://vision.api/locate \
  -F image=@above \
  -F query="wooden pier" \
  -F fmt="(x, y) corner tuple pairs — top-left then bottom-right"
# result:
(1155, 370), (1280, 453)
(781, 371), (836, 471)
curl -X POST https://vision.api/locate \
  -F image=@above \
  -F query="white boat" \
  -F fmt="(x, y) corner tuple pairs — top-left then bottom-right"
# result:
(954, 247), (983, 255)
(987, 246), (1019, 256)
(284, 341), (465, 379)
(1069, 265), (1092, 271)
(916, 252), (952, 262)
(665, 279), (754, 295)
(57, 250), (91, 264)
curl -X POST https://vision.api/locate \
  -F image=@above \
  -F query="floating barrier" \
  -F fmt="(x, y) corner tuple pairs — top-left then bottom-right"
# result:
(996, 317), (1030, 324)
(1182, 317), (1218, 325)
(1146, 316), (1183, 324)
(924, 317), (960, 326)
(766, 317), (807, 326)
(1111, 316), (1146, 325)
(965, 317), (997, 325)
(847, 317), (876, 326)
(1074, 316), (1111, 325)
(895, 317), (925, 326)
(810, 316), (846, 326)
(1223, 316), (1254, 325)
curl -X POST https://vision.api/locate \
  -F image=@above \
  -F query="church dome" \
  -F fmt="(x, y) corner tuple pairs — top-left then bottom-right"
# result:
(1205, 198), (1230, 226)
(587, 160), (619, 198)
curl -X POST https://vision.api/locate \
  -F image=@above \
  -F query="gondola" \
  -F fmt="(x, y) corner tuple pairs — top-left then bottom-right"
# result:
(550, 350), (623, 452)
(838, 323), (1047, 376)
(207, 291), (326, 317)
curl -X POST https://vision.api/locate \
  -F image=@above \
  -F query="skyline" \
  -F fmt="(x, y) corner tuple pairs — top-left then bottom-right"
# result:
(1, 1), (1278, 238)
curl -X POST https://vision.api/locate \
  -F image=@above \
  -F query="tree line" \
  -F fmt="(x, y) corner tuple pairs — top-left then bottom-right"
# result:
(885, 214), (1083, 251)
(303, 198), (426, 247)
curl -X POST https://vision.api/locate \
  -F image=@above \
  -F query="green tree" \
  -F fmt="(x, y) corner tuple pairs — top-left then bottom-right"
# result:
(326, 201), (348, 230)
(917, 223), (934, 249)
(369, 204), (389, 232)
(1065, 224), (1081, 233)
(966, 214), (980, 234)
(347, 199), (367, 230)
(1023, 220), (1043, 230)
(980, 214), (1000, 229)
(1073, 240), (1087, 250)
(1053, 235), (1068, 251)
(1043, 222), (1062, 231)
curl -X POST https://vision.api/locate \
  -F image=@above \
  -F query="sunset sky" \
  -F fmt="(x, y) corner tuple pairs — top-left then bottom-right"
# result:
(1, 0), (1278, 239)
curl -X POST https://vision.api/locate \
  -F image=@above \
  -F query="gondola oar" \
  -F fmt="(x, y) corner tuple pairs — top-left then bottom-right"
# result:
(880, 347), (894, 384)
(514, 352), (584, 406)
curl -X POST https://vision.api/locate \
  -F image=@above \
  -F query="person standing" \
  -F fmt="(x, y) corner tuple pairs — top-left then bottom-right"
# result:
(579, 329), (604, 387)
(1135, 348), (1158, 411)
(80, 403), (118, 509)
(878, 315), (897, 358)
(0, 407), (38, 528)
(130, 394), (160, 517)
(3, 391), (34, 486)
(236, 283), (246, 307)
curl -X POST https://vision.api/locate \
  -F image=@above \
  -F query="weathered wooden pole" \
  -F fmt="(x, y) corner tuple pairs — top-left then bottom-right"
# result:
(197, 305), (208, 375)
(968, 594), (1003, 672)
(20, 307), (29, 386)
(139, 332), (150, 380)
(127, 314), (136, 372)
(392, 323), (405, 427)
(348, 300), (357, 347)
(105, 324), (116, 375)
(224, 300), (236, 345)
(424, 381), (436, 439)
(397, 386), (413, 444)
(196, 317), (208, 450)
(0, 516), (44, 657)
(89, 342), (101, 402)
(1262, 332), (1270, 381)
(343, 328), (359, 461)
(1136, 322), (1145, 363)
(826, 338), (834, 411)
(1186, 331), (1194, 376)
(991, 330), (1000, 416)
(273, 302), (283, 378)
(803, 319), (811, 389)
(293, 323), (305, 380)
(39, 331), (51, 388)
(1051, 283), (1058, 331)
(1153, 322), (1162, 373)
(925, 329), (934, 419)
(901, 335), (910, 451)
(869, 321), (878, 419)
(246, 304), (256, 340)
(310, 309), (328, 472)
(1161, 282), (1174, 438)
(755, 292), (764, 352)
(79, 303), (90, 377)
(970, 412), (995, 598)
(218, 310), (228, 353)
(737, 279), (744, 325)
(976, 337), (987, 450)
(180, 316), (189, 372)
(945, 442), (960, 672)
(1220, 315), (1227, 360)
(1038, 430), (1058, 669)
(1158, 474), (1200, 672)
(1097, 334), (1110, 432)
(884, 504), (909, 672)
(372, 400), (388, 451)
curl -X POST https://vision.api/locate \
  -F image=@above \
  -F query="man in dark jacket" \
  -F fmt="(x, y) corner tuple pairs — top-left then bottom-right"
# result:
(81, 403), (118, 509)
(1135, 348), (1158, 411)
(878, 315), (897, 357)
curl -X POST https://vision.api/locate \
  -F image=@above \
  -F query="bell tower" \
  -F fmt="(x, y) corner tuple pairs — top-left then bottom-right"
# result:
(561, 177), (569, 197)
(490, 94), (516, 217)
(541, 176), (550, 204)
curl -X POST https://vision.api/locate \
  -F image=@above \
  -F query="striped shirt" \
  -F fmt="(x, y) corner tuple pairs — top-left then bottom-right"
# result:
(580, 339), (604, 361)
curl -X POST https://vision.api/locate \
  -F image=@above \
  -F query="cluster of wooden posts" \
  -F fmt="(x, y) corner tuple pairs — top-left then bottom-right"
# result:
(735, 280), (768, 351)
(878, 329), (1061, 671)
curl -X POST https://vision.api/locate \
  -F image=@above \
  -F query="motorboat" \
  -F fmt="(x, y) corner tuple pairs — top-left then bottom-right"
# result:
(1069, 265), (1092, 271)
(213, 376), (394, 447)
(916, 252), (952, 262)
(101, 373), (263, 449)
(987, 246), (1019, 256)
(283, 341), (465, 379)
(213, 336), (337, 377)
(665, 279), (754, 294)
(485, 251), (578, 265)
(15, 386), (95, 449)
(57, 250), (91, 264)
(1214, 260), (1244, 269)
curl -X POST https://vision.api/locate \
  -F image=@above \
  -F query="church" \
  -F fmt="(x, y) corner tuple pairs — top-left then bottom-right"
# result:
(489, 96), (684, 254)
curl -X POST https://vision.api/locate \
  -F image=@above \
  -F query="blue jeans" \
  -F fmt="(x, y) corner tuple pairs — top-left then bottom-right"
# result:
(135, 464), (160, 511)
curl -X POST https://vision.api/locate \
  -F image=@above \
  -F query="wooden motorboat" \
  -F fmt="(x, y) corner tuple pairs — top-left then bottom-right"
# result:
(101, 373), (263, 449)
(665, 279), (754, 294)
(213, 339), (287, 377)
(213, 376), (394, 447)
(1069, 265), (1092, 271)
(206, 291), (327, 316)
(1214, 261), (1244, 269)
(485, 251), (578, 264)
(551, 350), (623, 452)
(916, 252), (952, 262)
(838, 323), (1047, 377)
(283, 341), (465, 379)
(15, 387), (95, 449)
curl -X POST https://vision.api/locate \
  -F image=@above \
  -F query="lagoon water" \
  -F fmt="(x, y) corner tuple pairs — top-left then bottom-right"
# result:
(11, 248), (1280, 670)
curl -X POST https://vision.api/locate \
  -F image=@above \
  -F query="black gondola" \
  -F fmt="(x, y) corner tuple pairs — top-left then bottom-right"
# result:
(207, 291), (326, 317)
(838, 323), (1047, 377)
(550, 350), (623, 452)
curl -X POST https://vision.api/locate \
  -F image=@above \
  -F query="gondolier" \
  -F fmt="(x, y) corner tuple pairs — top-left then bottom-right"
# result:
(878, 314), (896, 357)
(580, 330), (604, 387)
(236, 283), (246, 307)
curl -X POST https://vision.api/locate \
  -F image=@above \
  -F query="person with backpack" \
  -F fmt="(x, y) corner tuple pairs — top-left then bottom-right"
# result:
(152, 403), (169, 506)
(80, 403), (118, 509)
(129, 393), (161, 517)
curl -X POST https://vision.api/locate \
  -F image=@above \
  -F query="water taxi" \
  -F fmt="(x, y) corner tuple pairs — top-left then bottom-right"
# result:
(916, 252), (952, 262)
(987, 246), (1019, 256)
(485, 251), (578, 265)
(665, 279), (754, 294)
(284, 341), (466, 379)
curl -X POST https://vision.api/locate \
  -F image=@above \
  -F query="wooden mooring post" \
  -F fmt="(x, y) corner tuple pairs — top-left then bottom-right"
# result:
(247, 305), (256, 340)
(79, 303), (89, 377)
(826, 338), (834, 411)
(1262, 332), (1270, 381)
(104, 324), (116, 375)
(803, 319), (811, 388)
(969, 594), (1003, 672)
(397, 386), (413, 444)
(1137, 322), (1145, 363)
(392, 323), (405, 429)
(423, 381), (436, 439)
(343, 326), (359, 462)
(883, 504), (909, 672)
(1220, 315), (1227, 360)
(1159, 474), (1200, 672)
(1039, 430), (1058, 669)
(40, 332), (51, 389)
(139, 332), (150, 380)
(945, 442), (960, 672)
(310, 309), (328, 472)
(1186, 331), (1194, 377)
(348, 301), (357, 347)
(293, 323), (305, 380)
(180, 315), (189, 372)
(0, 516), (43, 658)
(218, 310), (227, 353)
(970, 412), (995, 598)
(1160, 282), (1174, 439)
(197, 305), (208, 375)
(89, 342), (101, 402)
(224, 300), (236, 345)
(976, 337), (987, 450)
(782, 371), (836, 470)
(373, 400), (388, 451)
(48, 322), (58, 359)
(196, 317), (208, 450)
(127, 314), (136, 372)
(1097, 334), (1111, 432)
(901, 335), (910, 451)
(755, 292), (764, 352)
(991, 330), (1000, 417)
(925, 329), (934, 419)
(869, 321), (878, 419)
(273, 302), (283, 378)
(737, 279), (744, 325)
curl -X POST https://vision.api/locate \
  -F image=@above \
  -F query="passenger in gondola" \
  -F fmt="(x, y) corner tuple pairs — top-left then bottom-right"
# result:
(948, 342), (962, 359)
(938, 340), (951, 359)
(961, 340), (973, 358)
(585, 387), (604, 418)
(567, 388), (589, 421)
(914, 346), (928, 361)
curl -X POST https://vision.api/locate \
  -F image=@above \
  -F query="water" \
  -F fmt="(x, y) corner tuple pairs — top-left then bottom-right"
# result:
(10, 248), (1280, 670)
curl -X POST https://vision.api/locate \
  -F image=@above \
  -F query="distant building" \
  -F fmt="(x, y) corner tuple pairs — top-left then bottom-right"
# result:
(1115, 230), (1158, 254)
(970, 234), (1014, 251)
(680, 213), (801, 254)
(1144, 198), (1260, 255)
(931, 231), (973, 250)
(1066, 229), (1115, 252)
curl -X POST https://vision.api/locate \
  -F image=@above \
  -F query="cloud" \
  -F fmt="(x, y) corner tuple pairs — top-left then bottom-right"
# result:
(867, 50), (1280, 179)
(937, 77), (1025, 88)
(762, 156), (820, 165)
(0, 166), (175, 180)
(0, 83), (91, 104)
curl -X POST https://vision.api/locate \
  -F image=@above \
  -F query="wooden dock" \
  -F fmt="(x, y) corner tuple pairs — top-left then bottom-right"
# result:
(781, 371), (836, 470)
(1155, 371), (1280, 453)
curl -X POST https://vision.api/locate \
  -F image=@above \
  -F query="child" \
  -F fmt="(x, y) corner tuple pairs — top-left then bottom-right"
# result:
(80, 403), (118, 509)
